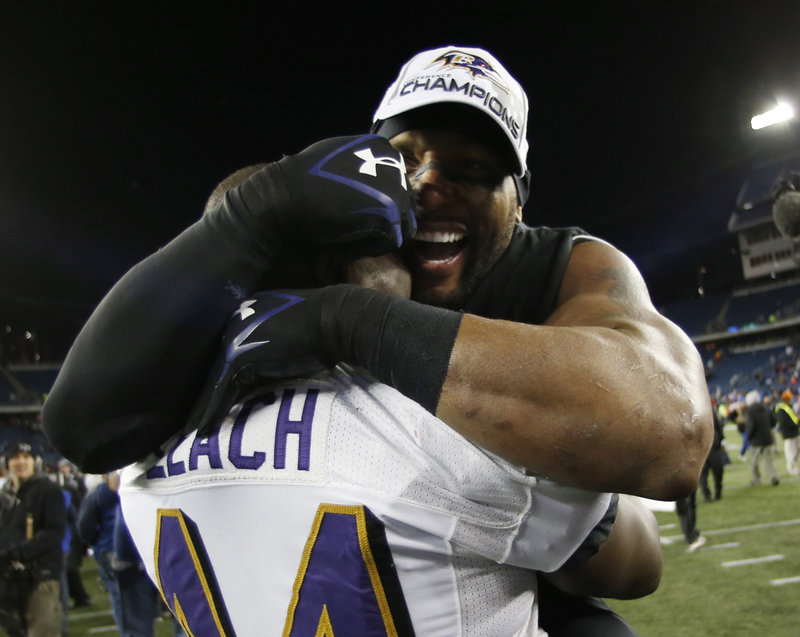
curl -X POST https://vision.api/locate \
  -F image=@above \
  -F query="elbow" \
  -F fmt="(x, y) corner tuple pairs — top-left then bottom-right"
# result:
(614, 557), (662, 600)
(640, 560), (662, 598)
(41, 394), (85, 468)
(42, 396), (134, 475)
(43, 380), (176, 474)
(41, 375), (105, 472)
(648, 445), (707, 500)
(646, 407), (715, 501)
(626, 541), (663, 600)
(654, 472), (700, 502)
(610, 498), (663, 600)
(41, 402), (99, 473)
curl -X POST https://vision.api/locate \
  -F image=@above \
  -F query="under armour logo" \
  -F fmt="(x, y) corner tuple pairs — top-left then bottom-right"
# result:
(353, 148), (408, 190)
(234, 299), (257, 320)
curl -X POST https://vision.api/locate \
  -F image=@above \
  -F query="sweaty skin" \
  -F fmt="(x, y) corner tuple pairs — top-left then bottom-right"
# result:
(437, 240), (711, 498)
(393, 129), (712, 500)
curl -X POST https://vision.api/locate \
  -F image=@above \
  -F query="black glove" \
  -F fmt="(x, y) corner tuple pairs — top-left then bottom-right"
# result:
(189, 288), (337, 434)
(277, 135), (417, 254)
(219, 134), (418, 268)
(191, 285), (462, 435)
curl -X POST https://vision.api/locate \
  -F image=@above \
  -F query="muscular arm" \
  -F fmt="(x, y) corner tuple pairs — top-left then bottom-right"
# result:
(176, 237), (710, 499)
(438, 240), (713, 500)
(545, 494), (662, 599)
(42, 136), (415, 473)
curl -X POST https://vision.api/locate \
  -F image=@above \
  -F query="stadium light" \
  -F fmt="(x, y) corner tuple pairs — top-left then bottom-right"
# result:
(751, 102), (795, 130)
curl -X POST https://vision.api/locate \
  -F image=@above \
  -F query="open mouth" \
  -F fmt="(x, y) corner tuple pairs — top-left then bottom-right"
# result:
(411, 229), (467, 264)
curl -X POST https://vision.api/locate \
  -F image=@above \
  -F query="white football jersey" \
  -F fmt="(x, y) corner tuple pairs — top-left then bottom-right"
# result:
(120, 366), (613, 636)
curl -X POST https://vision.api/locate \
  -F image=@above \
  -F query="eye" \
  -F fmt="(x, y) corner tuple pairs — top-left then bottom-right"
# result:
(458, 159), (504, 185)
(400, 153), (419, 175)
(463, 159), (488, 174)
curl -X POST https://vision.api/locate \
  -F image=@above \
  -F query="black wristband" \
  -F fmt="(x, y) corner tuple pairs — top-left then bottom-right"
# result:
(317, 286), (463, 413)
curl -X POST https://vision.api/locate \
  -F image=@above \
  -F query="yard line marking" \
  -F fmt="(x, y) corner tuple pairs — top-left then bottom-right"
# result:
(704, 518), (800, 536)
(771, 575), (800, 586)
(68, 609), (114, 620)
(708, 542), (740, 550)
(88, 627), (119, 634)
(662, 518), (800, 542)
(659, 523), (678, 530)
(722, 554), (784, 568)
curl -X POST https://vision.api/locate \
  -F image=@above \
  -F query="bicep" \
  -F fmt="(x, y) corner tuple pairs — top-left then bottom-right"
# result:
(552, 240), (711, 428)
(549, 240), (664, 336)
(438, 239), (713, 498)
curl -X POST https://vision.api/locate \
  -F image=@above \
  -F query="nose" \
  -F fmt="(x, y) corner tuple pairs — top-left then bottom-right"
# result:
(410, 160), (457, 212)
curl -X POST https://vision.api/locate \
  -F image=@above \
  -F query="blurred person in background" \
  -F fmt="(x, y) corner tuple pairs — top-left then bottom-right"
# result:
(744, 390), (780, 486)
(699, 399), (727, 502)
(774, 389), (800, 477)
(675, 488), (706, 553)
(729, 397), (750, 460)
(55, 460), (91, 610)
(77, 472), (122, 631)
(0, 441), (66, 636)
(111, 506), (187, 637)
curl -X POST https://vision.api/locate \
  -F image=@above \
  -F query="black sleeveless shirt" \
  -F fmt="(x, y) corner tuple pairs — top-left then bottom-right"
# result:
(463, 223), (590, 324)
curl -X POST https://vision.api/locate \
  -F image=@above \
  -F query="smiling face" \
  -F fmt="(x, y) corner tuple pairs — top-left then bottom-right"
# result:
(8, 452), (36, 485)
(390, 129), (522, 308)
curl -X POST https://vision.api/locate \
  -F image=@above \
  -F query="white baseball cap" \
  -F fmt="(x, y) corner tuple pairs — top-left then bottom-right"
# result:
(372, 46), (529, 177)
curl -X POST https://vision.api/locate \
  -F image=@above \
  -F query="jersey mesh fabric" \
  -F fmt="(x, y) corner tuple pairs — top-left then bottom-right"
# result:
(452, 553), (543, 636)
(121, 366), (610, 635)
(325, 366), (539, 564)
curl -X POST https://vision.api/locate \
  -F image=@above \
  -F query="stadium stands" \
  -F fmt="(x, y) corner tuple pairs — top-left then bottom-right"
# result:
(659, 280), (800, 399)
(0, 364), (61, 463)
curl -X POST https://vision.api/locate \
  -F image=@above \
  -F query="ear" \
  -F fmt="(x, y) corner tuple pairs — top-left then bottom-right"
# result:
(513, 170), (531, 207)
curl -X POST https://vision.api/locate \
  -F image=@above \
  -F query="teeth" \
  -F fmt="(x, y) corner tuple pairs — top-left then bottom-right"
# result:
(414, 230), (465, 243)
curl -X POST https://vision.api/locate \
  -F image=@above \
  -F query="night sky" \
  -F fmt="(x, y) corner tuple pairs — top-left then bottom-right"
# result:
(3, 1), (800, 359)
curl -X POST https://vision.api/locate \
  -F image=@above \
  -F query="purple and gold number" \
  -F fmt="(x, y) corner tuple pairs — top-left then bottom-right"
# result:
(155, 509), (234, 636)
(283, 504), (414, 637)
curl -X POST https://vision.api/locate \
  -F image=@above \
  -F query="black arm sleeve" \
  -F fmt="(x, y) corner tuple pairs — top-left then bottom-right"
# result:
(43, 134), (417, 472)
(42, 166), (293, 473)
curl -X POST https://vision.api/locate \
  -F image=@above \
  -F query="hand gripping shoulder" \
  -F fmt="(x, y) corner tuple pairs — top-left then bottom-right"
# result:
(277, 135), (417, 255)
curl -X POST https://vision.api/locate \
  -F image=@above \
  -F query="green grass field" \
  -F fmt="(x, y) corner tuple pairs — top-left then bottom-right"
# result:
(65, 425), (799, 636)
(65, 563), (177, 636)
(608, 425), (800, 636)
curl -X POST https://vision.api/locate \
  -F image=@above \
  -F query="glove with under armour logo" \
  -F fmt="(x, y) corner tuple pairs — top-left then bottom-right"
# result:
(277, 135), (417, 255)
(216, 134), (418, 269)
(191, 285), (463, 435)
